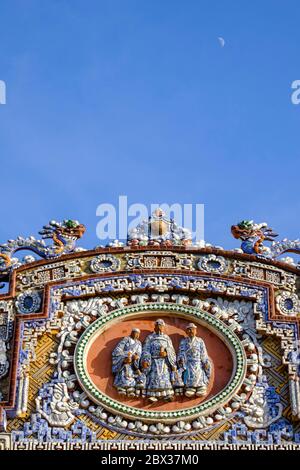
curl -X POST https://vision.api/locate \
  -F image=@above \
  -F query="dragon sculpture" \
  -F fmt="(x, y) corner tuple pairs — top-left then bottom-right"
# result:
(0, 219), (85, 275)
(231, 220), (300, 259)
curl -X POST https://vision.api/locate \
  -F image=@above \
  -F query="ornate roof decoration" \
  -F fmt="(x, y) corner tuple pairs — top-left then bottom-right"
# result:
(231, 219), (300, 259)
(1, 210), (300, 451)
(0, 219), (85, 275)
(1, 213), (300, 280)
(127, 208), (192, 247)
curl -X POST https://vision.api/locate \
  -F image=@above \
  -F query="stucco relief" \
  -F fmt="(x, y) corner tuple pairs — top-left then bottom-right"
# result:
(112, 320), (212, 402)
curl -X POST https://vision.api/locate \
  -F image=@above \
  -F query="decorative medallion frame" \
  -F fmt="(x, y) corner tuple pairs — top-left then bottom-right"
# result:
(74, 303), (246, 423)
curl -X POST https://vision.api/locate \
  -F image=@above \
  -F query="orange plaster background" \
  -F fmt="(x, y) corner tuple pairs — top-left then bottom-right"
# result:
(86, 315), (234, 411)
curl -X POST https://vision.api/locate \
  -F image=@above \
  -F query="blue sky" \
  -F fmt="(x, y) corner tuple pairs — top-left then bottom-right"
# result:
(0, 0), (300, 251)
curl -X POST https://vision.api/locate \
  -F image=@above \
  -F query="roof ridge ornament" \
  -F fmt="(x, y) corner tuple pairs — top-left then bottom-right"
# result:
(0, 219), (85, 274)
(127, 208), (192, 247)
(231, 219), (300, 259)
(1, 214), (300, 278)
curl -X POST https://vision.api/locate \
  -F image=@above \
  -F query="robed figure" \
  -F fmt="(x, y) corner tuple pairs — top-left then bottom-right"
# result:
(177, 323), (212, 397)
(141, 319), (176, 402)
(112, 328), (142, 397)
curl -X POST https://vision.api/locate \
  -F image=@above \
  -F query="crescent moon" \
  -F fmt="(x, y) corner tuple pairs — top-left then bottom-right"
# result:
(218, 37), (225, 48)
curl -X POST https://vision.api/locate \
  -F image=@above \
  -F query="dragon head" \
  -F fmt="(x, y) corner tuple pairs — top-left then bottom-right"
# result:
(55, 219), (86, 241)
(231, 220), (277, 242)
(231, 220), (256, 240)
(40, 219), (85, 242)
(39, 219), (86, 254)
(231, 220), (278, 255)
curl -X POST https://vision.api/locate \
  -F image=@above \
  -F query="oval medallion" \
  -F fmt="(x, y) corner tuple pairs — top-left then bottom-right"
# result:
(74, 303), (246, 423)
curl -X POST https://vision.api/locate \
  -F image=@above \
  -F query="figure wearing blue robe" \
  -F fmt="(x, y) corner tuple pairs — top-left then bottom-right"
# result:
(178, 324), (212, 397)
(112, 330), (142, 397)
(141, 319), (176, 402)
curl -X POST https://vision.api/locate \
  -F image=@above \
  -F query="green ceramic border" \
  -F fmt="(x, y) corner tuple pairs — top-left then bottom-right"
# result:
(74, 303), (246, 422)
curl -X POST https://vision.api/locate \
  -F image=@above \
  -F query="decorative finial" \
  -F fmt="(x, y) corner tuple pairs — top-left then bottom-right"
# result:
(127, 209), (192, 247)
